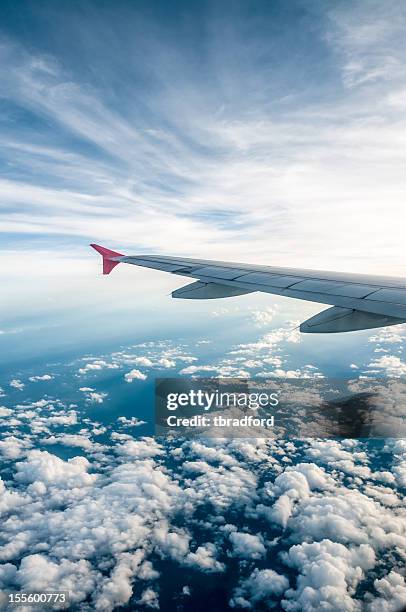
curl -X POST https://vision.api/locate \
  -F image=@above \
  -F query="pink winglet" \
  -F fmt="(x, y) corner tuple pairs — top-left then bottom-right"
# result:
(90, 243), (124, 275)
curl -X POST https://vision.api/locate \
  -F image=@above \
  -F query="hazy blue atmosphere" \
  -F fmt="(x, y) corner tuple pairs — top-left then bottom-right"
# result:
(0, 1), (406, 610)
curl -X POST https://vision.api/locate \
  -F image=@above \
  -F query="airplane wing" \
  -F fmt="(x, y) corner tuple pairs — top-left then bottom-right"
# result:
(90, 244), (406, 333)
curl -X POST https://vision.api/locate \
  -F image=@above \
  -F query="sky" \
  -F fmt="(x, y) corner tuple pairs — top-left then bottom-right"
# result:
(1, 0), (406, 310)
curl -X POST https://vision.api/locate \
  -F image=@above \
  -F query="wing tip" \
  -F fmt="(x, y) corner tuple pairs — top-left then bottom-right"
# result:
(90, 243), (124, 275)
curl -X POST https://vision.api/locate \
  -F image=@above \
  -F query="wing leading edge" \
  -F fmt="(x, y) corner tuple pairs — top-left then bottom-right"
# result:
(90, 244), (406, 333)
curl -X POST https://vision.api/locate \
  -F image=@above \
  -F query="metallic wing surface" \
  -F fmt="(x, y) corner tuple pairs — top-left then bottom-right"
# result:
(90, 244), (406, 333)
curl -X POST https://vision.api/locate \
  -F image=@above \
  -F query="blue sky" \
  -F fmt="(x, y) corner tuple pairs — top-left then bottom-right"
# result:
(1, 0), (406, 326)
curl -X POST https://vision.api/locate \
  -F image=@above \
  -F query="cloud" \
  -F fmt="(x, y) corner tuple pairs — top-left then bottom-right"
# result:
(28, 374), (53, 382)
(228, 532), (266, 560)
(306, 440), (371, 478)
(137, 587), (160, 609)
(0, 425), (405, 611)
(367, 355), (406, 377)
(44, 434), (97, 451)
(256, 366), (323, 379)
(78, 360), (119, 375)
(385, 439), (406, 488)
(368, 571), (406, 611)
(179, 365), (220, 375)
(369, 328), (405, 345)
(9, 379), (24, 391)
(79, 387), (108, 403)
(46, 411), (78, 426)
(230, 568), (289, 608)
(0, 436), (31, 459)
(327, 3), (406, 89)
(117, 416), (147, 428)
(116, 438), (164, 459)
(124, 369), (147, 383)
(250, 306), (278, 327)
(0, 441), (187, 611)
(130, 357), (154, 367)
(281, 540), (375, 611)
(15, 450), (96, 488)
(185, 543), (225, 573)
(88, 392), (107, 404)
(10, 554), (98, 606)
(231, 327), (301, 357)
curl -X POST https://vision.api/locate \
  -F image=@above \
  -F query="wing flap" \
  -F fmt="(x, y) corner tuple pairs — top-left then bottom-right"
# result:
(189, 266), (251, 280)
(236, 273), (304, 288)
(367, 288), (406, 305)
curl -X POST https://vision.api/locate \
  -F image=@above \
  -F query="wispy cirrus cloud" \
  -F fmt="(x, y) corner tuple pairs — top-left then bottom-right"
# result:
(0, 1), (406, 279)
